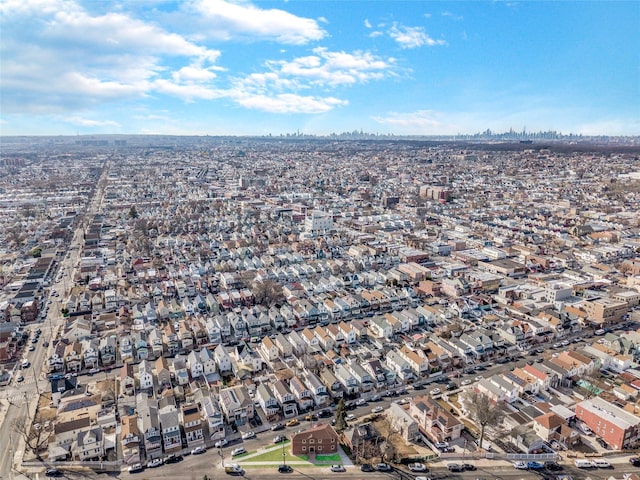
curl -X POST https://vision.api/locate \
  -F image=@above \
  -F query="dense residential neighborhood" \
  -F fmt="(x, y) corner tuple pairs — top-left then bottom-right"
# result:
(1, 136), (640, 479)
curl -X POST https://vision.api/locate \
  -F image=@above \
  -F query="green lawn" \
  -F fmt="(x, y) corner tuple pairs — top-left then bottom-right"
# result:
(315, 453), (341, 463)
(239, 443), (309, 463)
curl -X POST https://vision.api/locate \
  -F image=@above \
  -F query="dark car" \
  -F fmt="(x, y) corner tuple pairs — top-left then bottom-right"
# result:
(544, 461), (562, 471)
(360, 463), (375, 472)
(630, 457), (640, 467)
(462, 463), (476, 471)
(45, 469), (63, 477)
(278, 465), (293, 473)
(164, 454), (183, 464)
(318, 410), (332, 418)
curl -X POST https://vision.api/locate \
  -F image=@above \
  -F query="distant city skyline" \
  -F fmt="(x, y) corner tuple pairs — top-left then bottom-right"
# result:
(1, 0), (638, 137)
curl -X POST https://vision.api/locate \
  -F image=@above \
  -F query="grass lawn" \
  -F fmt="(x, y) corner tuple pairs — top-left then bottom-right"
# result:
(315, 453), (341, 463)
(240, 443), (308, 463)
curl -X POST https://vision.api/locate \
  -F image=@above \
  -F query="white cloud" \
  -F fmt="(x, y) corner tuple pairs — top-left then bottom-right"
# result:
(259, 47), (396, 88)
(442, 11), (463, 21)
(61, 116), (121, 127)
(373, 110), (444, 129)
(389, 23), (446, 49)
(234, 92), (347, 114)
(364, 19), (372, 28)
(190, 0), (326, 44)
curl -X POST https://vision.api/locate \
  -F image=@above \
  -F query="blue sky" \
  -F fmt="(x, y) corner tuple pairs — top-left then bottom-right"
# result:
(1, 0), (638, 136)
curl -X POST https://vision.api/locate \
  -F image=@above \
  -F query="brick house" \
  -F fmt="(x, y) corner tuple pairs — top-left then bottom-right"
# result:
(291, 424), (339, 456)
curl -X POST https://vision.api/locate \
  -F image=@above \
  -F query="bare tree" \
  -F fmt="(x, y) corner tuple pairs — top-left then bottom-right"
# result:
(251, 279), (284, 306)
(5, 225), (26, 248)
(462, 390), (504, 452)
(13, 409), (54, 460)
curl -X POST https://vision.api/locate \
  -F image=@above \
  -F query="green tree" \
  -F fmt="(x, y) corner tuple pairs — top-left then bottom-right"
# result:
(334, 398), (347, 432)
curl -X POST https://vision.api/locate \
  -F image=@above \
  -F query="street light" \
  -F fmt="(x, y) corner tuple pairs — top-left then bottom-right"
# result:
(282, 441), (286, 467)
(219, 445), (225, 468)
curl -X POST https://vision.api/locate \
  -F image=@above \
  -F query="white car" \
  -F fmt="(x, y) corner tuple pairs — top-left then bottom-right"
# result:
(371, 406), (384, 414)
(214, 438), (229, 448)
(513, 461), (528, 470)
(345, 413), (356, 421)
(355, 398), (367, 406)
(434, 441), (449, 449)
(241, 431), (256, 440)
(592, 459), (612, 468)
(408, 463), (427, 472)
(461, 379), (472, 386)
(231, 447), (247, 457)
(147, 458), (164, 468)
(330, 465), (346, 472)
(430, 388), (441, 395)
(191, 446), (206, 455)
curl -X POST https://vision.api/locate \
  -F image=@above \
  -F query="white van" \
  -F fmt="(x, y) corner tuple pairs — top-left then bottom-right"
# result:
(592, 459), (612, 468)
(574, 459), (595, 468)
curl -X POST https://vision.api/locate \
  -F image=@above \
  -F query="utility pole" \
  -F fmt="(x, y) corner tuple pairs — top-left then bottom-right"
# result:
(282, 440), (286, 466)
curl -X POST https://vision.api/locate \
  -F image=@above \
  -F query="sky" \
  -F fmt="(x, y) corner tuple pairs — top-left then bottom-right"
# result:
(1, 0), (639, 137)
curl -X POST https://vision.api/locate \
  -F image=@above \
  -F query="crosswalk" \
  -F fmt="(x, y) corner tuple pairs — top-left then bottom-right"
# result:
(6, 391), (37, 404)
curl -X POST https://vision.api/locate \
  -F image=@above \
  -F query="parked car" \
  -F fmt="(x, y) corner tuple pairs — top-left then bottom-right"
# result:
(355, 398), (367, 406)
(461, 463), (476, 471)
(330, 465), (346, 472)
(231, 447), (247, 457)
(271, 423), (285, 431)
(461, 379), (472, 386)
(225, 464), (244, 475)
(164, 454), (183, 464)
(278, 465), (293, 473)
(305, 413), (318, 421)
(592, 459), (612, 468)
(434, 441), (449, 449)
(360, 463), (375, 472)
(214, 439), (229, 448)
(285, 418), (299, 427)
(544, 461), (562, 471)
(128, 463), (144, 473)
(147, 458), (164, 468)
(447, 463), (464, 472)
(371, 406), (384, 414)
(408, 463), (427, 472)
(241, 431), (256, 440)
(191, 446), (206, 455)
(513, 461), (528, 470)
(630, 457), (640, 467)
(574, 459), (596, 469)
(273, 435), (287, 444)
(345, 413), (356, 421)
(429, 388), (441, 395)
(45, 469), (63, 477)
(376, 463), (393, 472)
(318, 410), (332, 418)
(527, 461), (544, 470)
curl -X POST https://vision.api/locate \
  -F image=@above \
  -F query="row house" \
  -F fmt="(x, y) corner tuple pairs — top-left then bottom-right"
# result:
(256, 383), (281, 422)
(198, 392), (225, 441)
(304, 371), (331, 407)
(334, 363), (359, 394)
(218, 385), (254, 425)
(260, 336), (279, 362)
(320, 368), (344, 399)
(81, 339), (100, 370)
(181, 403), (205, 449)
(275, 333), (293, 357)
(347, 361), (374, 393)
(148, 329), (164, 357)
(204, 318), (222, 344)
(476, 374), (519, 403)
(369, 316), (393, 339)
(119, 334), (134, 363)
(138, 359), (154, 391)
(155, 357), (172, 388)
(365, 359), (388, 389)
(121, 415), (141, 465)
(273, 379), (299, 418)
(399, 345), (430, 377)
(99, 336), (116, 365)
(64, 342), (83, 372)
(159, 398), (182, 453)
(386, 350), (416, 382)
(290, 375), (315, 411)
(214, 344), (233, 374)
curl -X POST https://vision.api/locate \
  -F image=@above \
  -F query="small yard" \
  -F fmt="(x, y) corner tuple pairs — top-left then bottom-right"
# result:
(315, 453), (342, 463)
